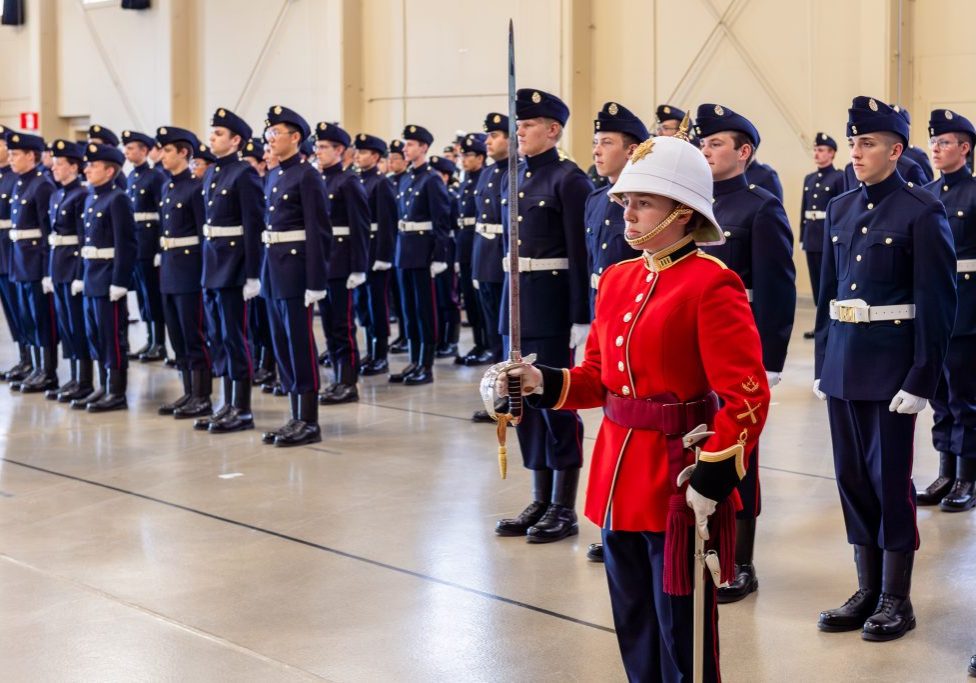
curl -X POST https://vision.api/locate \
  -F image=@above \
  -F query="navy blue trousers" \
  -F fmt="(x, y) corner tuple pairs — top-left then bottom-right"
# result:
(132, 257), (164, 328)
(458, 261), (484, 348)
(16, 281), (57, 348)
(163, 291), (210, 372)
(53, 282), (90, 360)
(0, 275), (25, 345)
(434, 268), (459, 341)
(805, 249), (823, 305)
(735, 444), (761, 520)
(320, 279), (360, 379)
(505, 333), (584, 471)
(603, 529), (720, 683)
(477, 280), (503, 361)
(84, 296), (127, 370)
(931, 334), (976, 459)
(204, 286), (252, 380)
(248, 295), (273, 358)
(268, 296), (320, 394)
(355, 269), (391, 341)
(827, 397), (919, 551)
(397, 267), (438, 365)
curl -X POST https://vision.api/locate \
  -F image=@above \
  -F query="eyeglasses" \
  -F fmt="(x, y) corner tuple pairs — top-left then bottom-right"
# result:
(264, 127), (296, 141)
(657, 125), (679, 134)
(929, 138), (958, 149)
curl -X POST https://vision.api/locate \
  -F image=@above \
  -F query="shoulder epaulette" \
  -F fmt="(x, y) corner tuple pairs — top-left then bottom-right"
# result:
(696, 251), (729, 270)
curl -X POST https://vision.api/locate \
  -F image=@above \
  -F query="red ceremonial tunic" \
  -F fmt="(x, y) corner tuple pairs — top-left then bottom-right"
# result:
(549, 236), (770, 532)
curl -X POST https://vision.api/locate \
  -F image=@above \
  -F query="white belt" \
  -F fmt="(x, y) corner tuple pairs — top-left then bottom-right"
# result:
(804, 210), (827, 220)
(502, 256), (570, 272)
(398, 220), (432, 233)
(160, 236), (201, 249)
(203, 225), (244, 238)
(458, 217), (476, 227)
(829, 299), (915, 323)
(370, 222), (379, 233)
(9, 229), (42, 241)
(958, 259), (976, 273)
(476, 223), (503, 240)
(262, 229), (306, 244)
(48, 234), (79, 247)
(0, 219), (11, 229)
(332, 226), (350, 237)
(745, 289), (753, 302)
(134, 212), (160, 222)
(81, 246), (115, 259)
(590, 272), (600, 290)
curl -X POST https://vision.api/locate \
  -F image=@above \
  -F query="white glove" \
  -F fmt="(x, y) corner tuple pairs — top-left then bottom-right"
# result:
(109, 285), (127, 302)
(454, 262), (461, 274)
(346, 272), (366, 289)
(304, 289), (327, 308)
(153, 253), (161, 267)
(889, 389), (927, 414)
(679, 466), (718, 541)
(494, 363), (543, 396)
(570, 323), (590, 349)
(813, 379), (826, 401)
(71, 279), (84, 296)
(372, 260), (392, 272)
(430, 261), (448, 277)
(41, 276), (53, 294)
(766, 371), (782, 388)
(242, 278), (261, 301)
(473, 279), (480, 290)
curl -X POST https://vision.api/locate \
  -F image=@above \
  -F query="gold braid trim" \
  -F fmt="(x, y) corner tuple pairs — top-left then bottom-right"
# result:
(699, 443), (746, 480)
(553, 368), (572, 410)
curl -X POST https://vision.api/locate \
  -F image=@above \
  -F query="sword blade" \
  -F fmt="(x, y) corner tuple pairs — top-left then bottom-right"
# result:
(693, 533), (705, 683)
(506, 19), (521, 365)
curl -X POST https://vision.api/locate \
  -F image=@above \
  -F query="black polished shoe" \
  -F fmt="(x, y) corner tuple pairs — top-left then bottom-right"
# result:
(253, 366), (274, 386)
(472, 409), (493, 423)
(917, 452), (957, 505)
(59, 383), (93, 403)
(404, 365), (433, 385)
(210, 380), (254, 433)
(87, 369), (127, 413)
(802, 330), (815, 339)
(21, 346), (59, 394)
(3, 344), (34, 382)
(194, 404), (232, 431)
(463, 349), (496, 366)
(71, 386), (105, 410)
(361, 357), (389, 376)
(275, 392), (321, 447)
(968, 654), (976, 676)
(128, 342), (150, 360)
(717, 564), (758, 603)
(435, 342), (458, 359)
(263, 419), (300, 444)
(495, 501), (549, 536)
(861, 550), (915, 641)
(318, 351), (332, 367)
(139, 343), (167, 363)
(272, 382), (287, 397)
(586, 543), (605, 563)
(159, 370), (192, 415)
(358, 354), (373, 372)
(164, 357), (177, 368)
(319, 383), (359, 405)
(940, 479), (976, 512)
(389, 337), (408, 354)
(46, 380), (75, 401)
(389, 363), (418, 383)
(526, 504), (578, 543)
(173, 396), (212, 419)
(818, 545), (882, 632)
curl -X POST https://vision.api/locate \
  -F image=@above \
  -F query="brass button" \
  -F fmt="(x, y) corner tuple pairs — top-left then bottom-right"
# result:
(601, 243), (607, 250)
(861, 227), (868, 234)
(621, 385), (631, 396)
(290, 248), (297, 255)
(856, 255), (862, 262)
(724, 231), (731, 237)
(646, 274), (653, 282)
(623, 312), (632, 322)
(867, 203), (874, 209)
(617, 361), (625, 372)
(615, 335), (624, 347)
(851, 283), (857, 291)
(604, 219), (610, 226)
(635, 293), (644, 302)
(832, 235), (839, 242)
(885, 237), (893, 245)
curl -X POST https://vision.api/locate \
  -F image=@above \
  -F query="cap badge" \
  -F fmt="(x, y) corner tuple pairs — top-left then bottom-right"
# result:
(93, 125), (101, 133)
(663, 106), (671, 114)
(56, 141), (65, 150)
(868, 98), (879, 112)
(409, 126), (417, 133)
(531, 91), (542, 104)
(159, 127), (168, 135)
(946, 110), (954, 120)
(11, 135), (19, 143)
(218, 108), (226, 118)
(492, 114), (501, 123)
(274, 106), (283, 115)
(608, 102), (619, 116)
(123, 130), (130, 137)
(319, 122), (327, 130)
(88, 144), (97, 153)
(714, 105), (725, 116)
(246, 142), (253, 151)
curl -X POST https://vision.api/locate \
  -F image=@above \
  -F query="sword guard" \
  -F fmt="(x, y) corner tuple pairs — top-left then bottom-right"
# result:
(479, 353), (538, 421)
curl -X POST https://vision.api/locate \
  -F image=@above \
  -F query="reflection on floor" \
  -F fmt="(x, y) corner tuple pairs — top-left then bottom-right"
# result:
(0, 302), (972, 682)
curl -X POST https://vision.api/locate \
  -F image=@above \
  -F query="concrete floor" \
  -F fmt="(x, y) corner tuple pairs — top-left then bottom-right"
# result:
(0, 301), (973, 682)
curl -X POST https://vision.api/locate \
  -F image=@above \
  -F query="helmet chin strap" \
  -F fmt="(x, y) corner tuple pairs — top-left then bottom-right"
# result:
(624, 205), (693, 248)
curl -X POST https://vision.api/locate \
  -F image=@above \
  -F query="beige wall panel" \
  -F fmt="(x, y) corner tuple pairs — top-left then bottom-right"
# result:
(201, 0), (343, 136)
(361, 0), (563, 148)
(0, 5), (39, 130)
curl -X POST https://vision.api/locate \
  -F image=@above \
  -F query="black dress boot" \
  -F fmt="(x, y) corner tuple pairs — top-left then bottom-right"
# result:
(389, 363), (418, 383)
(195, 376), (233, 430)
(72, 364), (107, 409)
(862, 550), (916, 641)
(159, 370), (192, 415)
(21, 346), (59, 393)
(463, 348), (496, 366)
(88, 368), (127, 412)
(404, 345), (434, 386)
(173, 368), (213, 419)
(818, 545), (882, 632)
(60, 359), (93, 403)
(362, 337), (389, 376)
(389, 336), (408, 354)
(253, 347), (275, 385)
(263, 393), (300, 444)
(210, 379), (255, 433)
(527, 468), (580, 543)
(940, 457), (976, 512)
(275, 392), (321, 447)
(11, 346), (42, 391)
(319, 361), (359, 405)
(47, 358), (78, 400)
(917, 452), (957, 505)
(139, 321), (167, 362)
(3, 343), (33, 382)
(496, 469), (553, 536)
(718, 517), (759, 603)
(586, 543), (605, 562)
